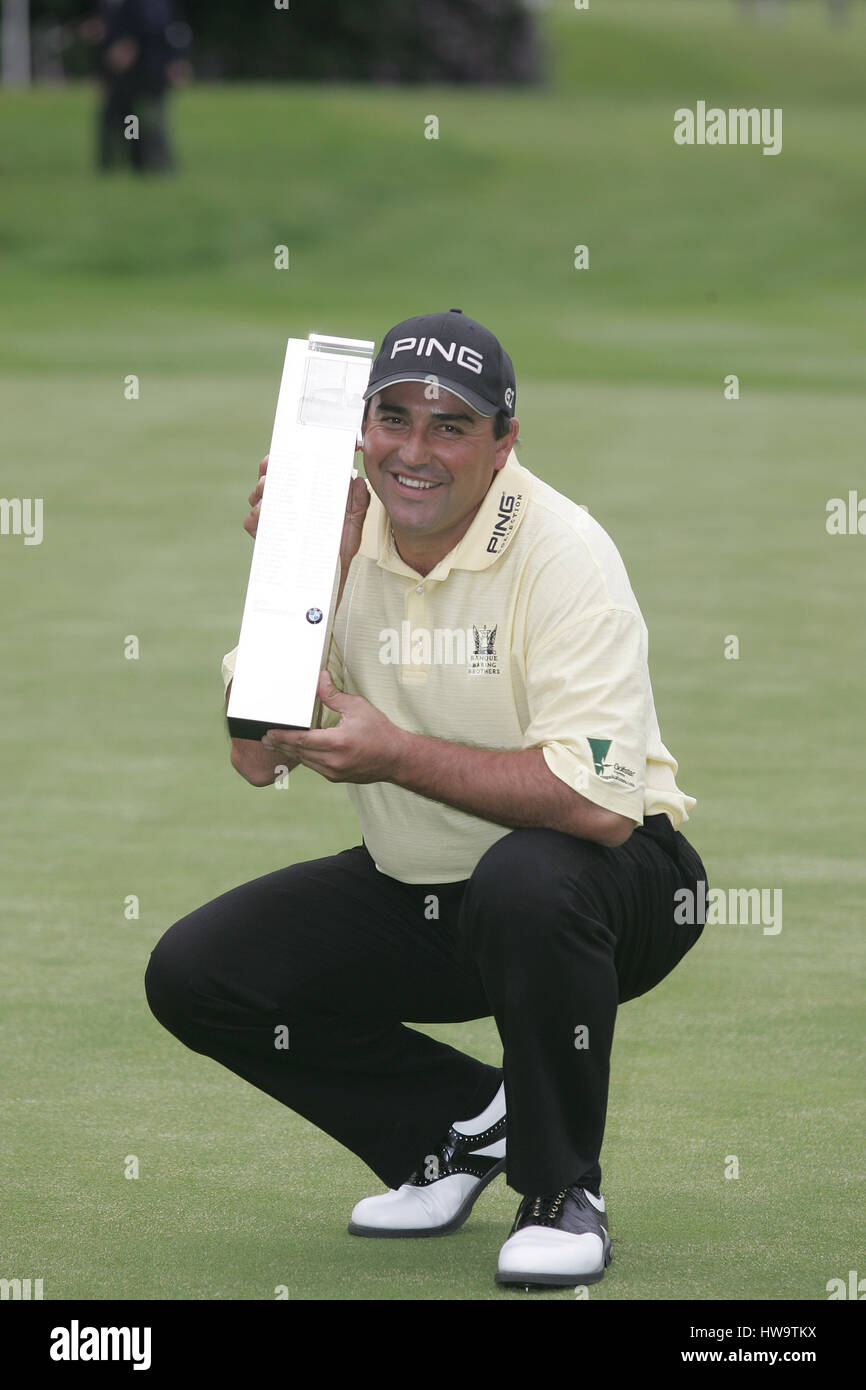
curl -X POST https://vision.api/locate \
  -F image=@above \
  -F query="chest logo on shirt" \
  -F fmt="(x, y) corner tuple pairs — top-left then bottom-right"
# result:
(377, 621), (502, 671)
(469, 624), (499, 676)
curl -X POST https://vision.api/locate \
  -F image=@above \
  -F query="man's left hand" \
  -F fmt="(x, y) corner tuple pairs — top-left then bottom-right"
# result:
(262, 671), (407, 784)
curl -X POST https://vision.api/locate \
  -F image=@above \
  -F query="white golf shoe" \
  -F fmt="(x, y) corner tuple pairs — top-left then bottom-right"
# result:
(348, 1083), (506, 1238)
(496, 1185), (612, 1287)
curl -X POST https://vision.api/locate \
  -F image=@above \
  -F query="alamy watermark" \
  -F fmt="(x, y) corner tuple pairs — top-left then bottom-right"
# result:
(0, 497), (43, 545)
(50, 1322), (151, 1370)
(675, 883), (782, 935)
(674, 102), (782, 156)
(1, 1277), (43, 1299)
(826, 491), (865, 534)
(379, 622), (499, 672)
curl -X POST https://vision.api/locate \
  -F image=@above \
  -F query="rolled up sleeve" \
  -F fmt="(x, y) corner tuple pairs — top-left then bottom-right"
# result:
(523, 606), (649, 823)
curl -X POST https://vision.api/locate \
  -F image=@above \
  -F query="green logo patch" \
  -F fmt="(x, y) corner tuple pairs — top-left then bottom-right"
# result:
(588, 738), (612, 777)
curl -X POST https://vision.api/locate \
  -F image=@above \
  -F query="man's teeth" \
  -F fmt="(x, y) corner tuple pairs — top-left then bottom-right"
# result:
(396, 474), (438, 490)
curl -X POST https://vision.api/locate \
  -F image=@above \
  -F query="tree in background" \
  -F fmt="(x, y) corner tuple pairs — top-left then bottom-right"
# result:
(27, 0), (546, 84)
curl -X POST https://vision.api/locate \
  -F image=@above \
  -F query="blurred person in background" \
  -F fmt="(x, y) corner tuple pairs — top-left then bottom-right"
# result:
(82, 0), (191, 174)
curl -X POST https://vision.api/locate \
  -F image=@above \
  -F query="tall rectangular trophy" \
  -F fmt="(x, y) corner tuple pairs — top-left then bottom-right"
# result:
(226, 332), (374, 738)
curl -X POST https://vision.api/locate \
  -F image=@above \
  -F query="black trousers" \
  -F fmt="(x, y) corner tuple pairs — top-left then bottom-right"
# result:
(98, 80), (174, 174)
(145, 815), (707, 1196)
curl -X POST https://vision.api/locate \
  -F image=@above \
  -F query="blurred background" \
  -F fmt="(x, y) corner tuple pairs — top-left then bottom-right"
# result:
(1, 0), (864, 1302)
(11, 0), (545, 83)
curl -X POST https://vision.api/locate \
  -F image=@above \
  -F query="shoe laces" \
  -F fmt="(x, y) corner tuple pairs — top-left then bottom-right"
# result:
(529, 1188), (570, 1224)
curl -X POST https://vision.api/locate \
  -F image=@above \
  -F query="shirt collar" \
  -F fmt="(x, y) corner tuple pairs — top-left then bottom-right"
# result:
(358, 450), (530, 580)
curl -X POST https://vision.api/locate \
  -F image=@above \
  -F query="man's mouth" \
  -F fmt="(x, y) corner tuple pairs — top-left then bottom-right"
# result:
(391, 473), (441, 492)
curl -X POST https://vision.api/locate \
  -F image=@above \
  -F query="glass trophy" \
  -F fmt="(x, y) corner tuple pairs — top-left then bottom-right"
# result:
(226, 333), (374, 737)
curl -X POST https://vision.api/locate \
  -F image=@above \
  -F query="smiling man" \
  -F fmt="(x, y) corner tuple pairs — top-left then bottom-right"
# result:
(145, 309), (708, 1290)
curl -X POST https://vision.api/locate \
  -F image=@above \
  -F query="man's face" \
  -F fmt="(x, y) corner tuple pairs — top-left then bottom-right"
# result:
(360, 381), (516, 541)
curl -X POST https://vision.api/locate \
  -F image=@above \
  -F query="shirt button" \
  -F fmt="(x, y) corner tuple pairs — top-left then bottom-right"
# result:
(415, 584), (425, 594)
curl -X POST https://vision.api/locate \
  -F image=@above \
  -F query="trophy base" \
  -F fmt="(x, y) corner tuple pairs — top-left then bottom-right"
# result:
(227, 716), (305, 740)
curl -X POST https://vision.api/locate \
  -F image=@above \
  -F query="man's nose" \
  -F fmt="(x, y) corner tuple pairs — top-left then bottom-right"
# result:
(397, 425), (429, 468)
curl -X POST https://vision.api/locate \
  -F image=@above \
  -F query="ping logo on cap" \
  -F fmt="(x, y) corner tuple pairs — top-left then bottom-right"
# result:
(390, 338), (484, 376)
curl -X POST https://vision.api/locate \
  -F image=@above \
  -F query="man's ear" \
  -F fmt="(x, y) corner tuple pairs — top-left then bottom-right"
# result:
(493, 417), (519, 468)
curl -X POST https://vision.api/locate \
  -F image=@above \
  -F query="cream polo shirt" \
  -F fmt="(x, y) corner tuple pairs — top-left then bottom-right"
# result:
(222, 451), (695, 884)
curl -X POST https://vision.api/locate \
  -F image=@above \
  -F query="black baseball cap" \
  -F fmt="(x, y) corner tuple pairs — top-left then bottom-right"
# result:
(363, 309), (516, 419)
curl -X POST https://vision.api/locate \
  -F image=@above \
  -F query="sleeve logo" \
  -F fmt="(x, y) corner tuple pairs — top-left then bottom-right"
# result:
(587, 738), (637, 791)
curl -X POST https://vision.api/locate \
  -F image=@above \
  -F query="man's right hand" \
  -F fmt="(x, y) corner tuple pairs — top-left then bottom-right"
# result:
(225, 679), (297, 786)
(243, 456), (269, 540)
(245, 454), (371, 595)
(105, 37), (138, 75)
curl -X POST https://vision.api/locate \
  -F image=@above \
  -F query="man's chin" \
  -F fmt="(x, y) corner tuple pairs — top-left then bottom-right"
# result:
(387, 509), (444, 536)
(384, 488), (448, 530)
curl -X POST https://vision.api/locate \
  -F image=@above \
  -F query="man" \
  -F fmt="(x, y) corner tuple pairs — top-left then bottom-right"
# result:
(92, 0), (181, 174)
(145, 309), (708, 1289)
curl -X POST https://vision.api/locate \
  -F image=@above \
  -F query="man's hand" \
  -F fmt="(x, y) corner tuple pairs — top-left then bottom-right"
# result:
(105, 37), (138, 74)
(259, 671), (634, 848)
(262, 671), (407, 785)
(167, 59), (193, 86)
(243, 456), (269, 539)
(226, 679), (296, 785)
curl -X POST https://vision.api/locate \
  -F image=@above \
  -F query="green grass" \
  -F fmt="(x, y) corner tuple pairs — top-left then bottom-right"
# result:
(1, 0), (864, 1301)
